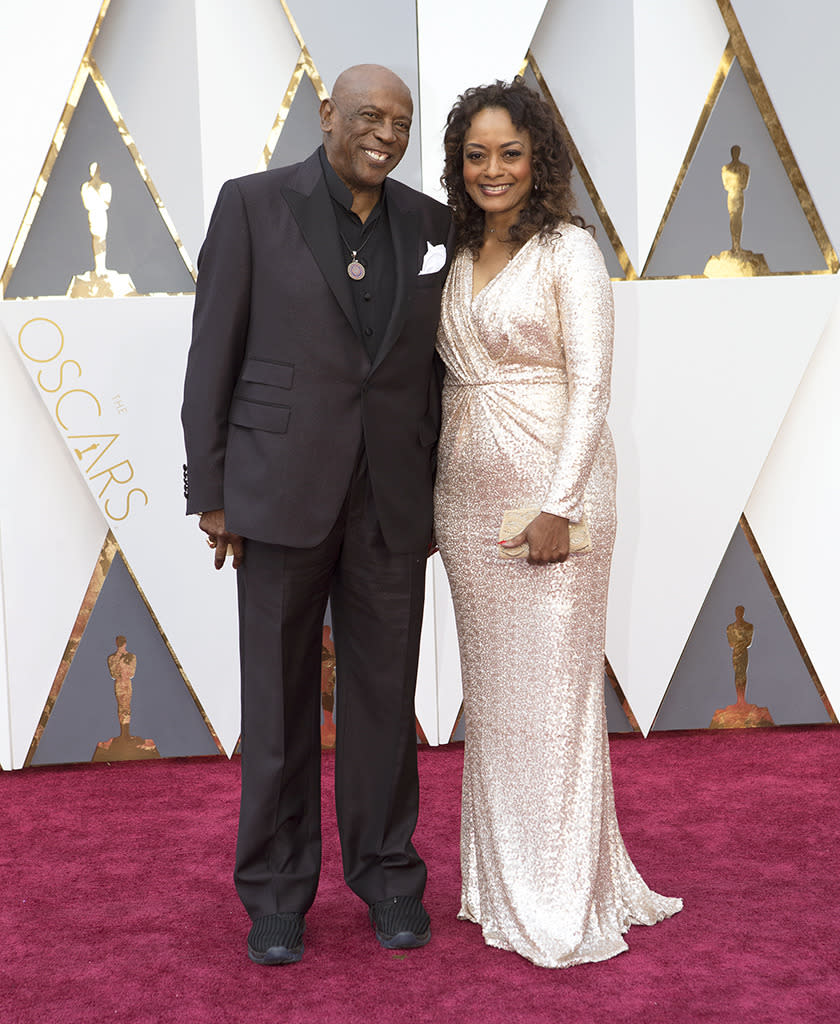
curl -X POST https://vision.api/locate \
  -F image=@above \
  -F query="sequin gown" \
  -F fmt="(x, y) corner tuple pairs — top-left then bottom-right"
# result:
(434, 225), (682, 968)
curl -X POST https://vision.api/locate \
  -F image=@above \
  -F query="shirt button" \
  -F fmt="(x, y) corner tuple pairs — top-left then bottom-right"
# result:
(363, 292), (372, 301)
(364, 327), (373, 337)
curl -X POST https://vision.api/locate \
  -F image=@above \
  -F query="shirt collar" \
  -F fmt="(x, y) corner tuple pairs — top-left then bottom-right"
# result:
(318, 146), (385, 221)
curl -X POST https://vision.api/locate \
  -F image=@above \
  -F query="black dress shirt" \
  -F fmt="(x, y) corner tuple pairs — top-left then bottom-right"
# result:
(319, 147), (396, 362)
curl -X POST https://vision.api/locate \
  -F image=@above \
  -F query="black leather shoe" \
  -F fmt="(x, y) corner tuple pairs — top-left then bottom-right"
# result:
(247, 912), (305, 965)
(369, 896), (431, 949)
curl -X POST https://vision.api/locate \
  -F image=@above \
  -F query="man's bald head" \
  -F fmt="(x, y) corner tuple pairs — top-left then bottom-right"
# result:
(331, 65), (412, 114)
(320, 64), (414, 199)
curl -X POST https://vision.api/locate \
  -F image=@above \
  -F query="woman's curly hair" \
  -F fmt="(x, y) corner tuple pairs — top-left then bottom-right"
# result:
(441, 77), (587, 256)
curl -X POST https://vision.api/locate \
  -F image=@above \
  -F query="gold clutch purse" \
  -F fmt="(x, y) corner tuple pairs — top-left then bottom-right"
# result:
(497, 507), (592, 559)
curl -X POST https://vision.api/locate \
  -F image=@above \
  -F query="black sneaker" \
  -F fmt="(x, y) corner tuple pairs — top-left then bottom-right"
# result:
(247, 912), (305, 965)
(369, 896), (431, 950)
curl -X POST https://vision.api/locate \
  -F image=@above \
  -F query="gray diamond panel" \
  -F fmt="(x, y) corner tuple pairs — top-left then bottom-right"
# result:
(653, 523), (830, 730)
(32, 552), (218, 765)
(7, 77), (194, 298)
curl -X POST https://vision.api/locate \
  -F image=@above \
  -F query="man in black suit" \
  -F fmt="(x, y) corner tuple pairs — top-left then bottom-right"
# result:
(181, 65), (450, 965)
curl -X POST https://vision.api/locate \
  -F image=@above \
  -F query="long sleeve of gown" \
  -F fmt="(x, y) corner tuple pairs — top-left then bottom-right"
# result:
(541, 229), (614, 522)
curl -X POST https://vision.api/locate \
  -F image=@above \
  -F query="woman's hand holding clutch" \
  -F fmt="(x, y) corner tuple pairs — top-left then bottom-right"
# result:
(499, 511), (570, 565)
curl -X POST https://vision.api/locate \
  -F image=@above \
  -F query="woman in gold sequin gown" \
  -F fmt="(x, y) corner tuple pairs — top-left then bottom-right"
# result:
(434, 80), (681, 968)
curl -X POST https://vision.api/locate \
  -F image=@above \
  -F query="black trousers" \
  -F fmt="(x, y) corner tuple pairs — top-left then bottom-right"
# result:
(233, 454), (428, 918)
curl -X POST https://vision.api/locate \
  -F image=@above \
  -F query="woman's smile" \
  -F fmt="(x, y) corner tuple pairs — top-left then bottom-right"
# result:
(462, 106), (534, 228)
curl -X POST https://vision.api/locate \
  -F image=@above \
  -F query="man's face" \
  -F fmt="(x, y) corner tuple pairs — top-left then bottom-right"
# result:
(321, 71), (413, 192)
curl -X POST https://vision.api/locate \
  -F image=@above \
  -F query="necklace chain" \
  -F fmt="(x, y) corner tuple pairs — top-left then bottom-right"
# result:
(339, 219), (380, 281)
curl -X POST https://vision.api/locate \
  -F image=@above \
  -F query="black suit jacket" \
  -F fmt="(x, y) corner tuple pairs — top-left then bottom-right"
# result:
(181, 150), (452, 552)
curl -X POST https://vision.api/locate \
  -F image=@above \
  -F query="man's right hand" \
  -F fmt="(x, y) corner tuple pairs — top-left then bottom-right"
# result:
(199, 509), (245, 570)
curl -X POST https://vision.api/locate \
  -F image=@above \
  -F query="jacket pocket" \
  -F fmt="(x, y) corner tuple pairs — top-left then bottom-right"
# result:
(228, 397), (290, 434)
(239, 358), (295, 389)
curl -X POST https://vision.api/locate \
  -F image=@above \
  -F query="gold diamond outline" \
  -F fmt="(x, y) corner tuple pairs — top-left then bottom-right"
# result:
(0, 0), (112, 298)
(640, 41), (735, 279)
(278, 0), (307, 50)
(525, 51), (638, 281)
(648, 514), (838, 732)
(1, 0), (197, 300)
(739, 515), (837, 724)
(255, 0), (330, 173)
(447, 701), (464, 744)
(604, 656), (642, 733)
(86, 57), (197, 284)
(642, 5), (838, 280)
(256, 49), (328, 173)
(24, 530), (224, 767)
(23, 531), (117, 767)
(718, 0), (837, 275)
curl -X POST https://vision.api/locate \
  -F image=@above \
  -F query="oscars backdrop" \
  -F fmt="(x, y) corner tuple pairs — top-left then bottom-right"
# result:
(1, 0), (837, 768)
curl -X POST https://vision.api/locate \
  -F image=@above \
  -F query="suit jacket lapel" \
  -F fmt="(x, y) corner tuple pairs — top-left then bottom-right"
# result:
(371, 186), (420, 374)
(280, 155), (358, 335)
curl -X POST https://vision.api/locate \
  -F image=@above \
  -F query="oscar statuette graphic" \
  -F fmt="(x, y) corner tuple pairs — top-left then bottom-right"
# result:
(710, 606), (774, 728)
(704, 146), (770, 278)
(92, 635), (161, 760)
(67, 162), (138, 298)
(320, 626), (337, 749)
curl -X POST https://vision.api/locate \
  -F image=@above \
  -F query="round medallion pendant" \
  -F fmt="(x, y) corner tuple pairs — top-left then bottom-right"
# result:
(347, 259), (366, 281)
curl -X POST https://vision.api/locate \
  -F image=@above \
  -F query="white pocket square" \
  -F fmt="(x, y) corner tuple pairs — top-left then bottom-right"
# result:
(419, 242), (446, 275)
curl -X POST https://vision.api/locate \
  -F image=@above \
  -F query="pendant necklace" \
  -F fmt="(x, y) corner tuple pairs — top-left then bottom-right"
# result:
(340, 220), (379, 281)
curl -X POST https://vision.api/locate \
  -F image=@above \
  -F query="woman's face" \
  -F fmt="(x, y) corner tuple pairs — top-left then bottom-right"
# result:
(462, 107), (534, 218)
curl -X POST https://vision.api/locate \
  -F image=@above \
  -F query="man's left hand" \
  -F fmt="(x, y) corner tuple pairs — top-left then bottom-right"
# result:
(199, 508), (245, 569)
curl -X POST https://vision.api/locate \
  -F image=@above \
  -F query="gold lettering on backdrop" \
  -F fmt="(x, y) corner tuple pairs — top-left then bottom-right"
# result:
(66, 162), (138, 299)
(55, 388), (103, 430)
(37, 359), (82, 393)
(92, 635), (160, 762)
(67, 433), (120, 472)
(710, 605), (775, 728)
(17, 317), (148, 521)
(89, 458), (134, 497)
(17, 317), (64, 362)
(104, 488), (149, 522)
(704, 145), (770, 278)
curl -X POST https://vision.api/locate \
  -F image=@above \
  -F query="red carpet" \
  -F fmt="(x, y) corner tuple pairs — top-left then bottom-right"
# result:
(1, 728), (838, 1024)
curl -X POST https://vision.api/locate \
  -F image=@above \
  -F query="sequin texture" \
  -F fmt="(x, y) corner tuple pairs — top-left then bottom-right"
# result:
(434, 225), (682, 968)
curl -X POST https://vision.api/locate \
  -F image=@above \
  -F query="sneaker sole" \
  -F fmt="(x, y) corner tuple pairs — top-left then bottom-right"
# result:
(375, 928), (431, 950)
(247, 943), (303, 965)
